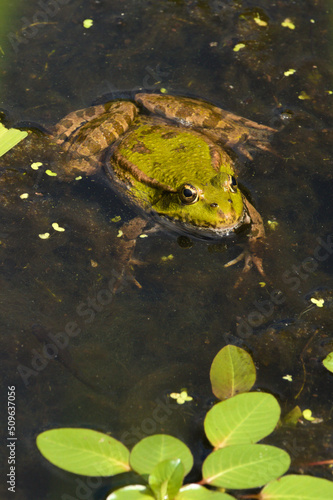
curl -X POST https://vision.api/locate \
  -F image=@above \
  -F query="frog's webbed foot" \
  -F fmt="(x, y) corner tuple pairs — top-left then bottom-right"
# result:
(236, 139), (277, 161)
(201, 109), (277, 160)
(225, 245), (265, 288)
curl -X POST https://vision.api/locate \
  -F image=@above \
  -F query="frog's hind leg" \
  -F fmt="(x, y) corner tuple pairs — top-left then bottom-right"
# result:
(53, 104), (111, 144)
(215, 110), (277, 160)
(54, 101), (138, 179)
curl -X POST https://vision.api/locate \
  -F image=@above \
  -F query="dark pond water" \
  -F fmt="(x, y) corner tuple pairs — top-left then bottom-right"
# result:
(0, 1), (333, 498)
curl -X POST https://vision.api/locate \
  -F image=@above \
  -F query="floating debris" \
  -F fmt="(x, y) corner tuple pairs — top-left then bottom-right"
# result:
(39, 233), (50, 240)
(284, 69), (296, 77)
(233, 43), (246, 52)
(31, 162), (43, 170)
(83, 19), (93, 29)
(281, 18), (295, 30)
(310, 297), (324, 308)
(52, 222), (65, 232)
(169, 389), (193, 405)
(45, 169), (57, 176)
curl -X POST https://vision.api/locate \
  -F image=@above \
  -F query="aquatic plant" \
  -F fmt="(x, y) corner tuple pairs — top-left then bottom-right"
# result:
(0, 122), (27, 157)
(36, 345), (333, 499)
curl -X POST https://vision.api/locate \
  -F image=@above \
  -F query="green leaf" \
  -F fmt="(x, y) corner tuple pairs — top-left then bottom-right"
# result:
(106, 485), (155, 499)
(204, 392), (280, 448)
(36, 428), (130, 476)
(202, 444), (290, 489)
(323, 352), (333, 373)
(283, 406), (302, 426)
(130, 434), (193, 478)
(210, 345), (256, 400)
(260, 474), (333, 499)
(0, 123), (28, 157)
(176, 483), (236, 499)
(149, 459), (184, 500)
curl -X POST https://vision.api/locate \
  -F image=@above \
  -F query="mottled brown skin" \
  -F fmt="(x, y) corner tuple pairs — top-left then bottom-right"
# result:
(53, 101), (138, 176)
(135, 94), (276, 159)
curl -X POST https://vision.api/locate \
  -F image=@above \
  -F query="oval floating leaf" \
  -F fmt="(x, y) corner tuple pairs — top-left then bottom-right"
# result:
(202, 444), (290, 489)
(149, 459), (184, 500)
(210, 345), (256, 400)
(130, 434), (193, 478)
(106, 485), (154, 499)
(36, 428), (130, 476)
(204, 392), (280, 448)
(260, 474), (333, 499)
(176, 484), (236, 499)
(323, 352), (333, 373)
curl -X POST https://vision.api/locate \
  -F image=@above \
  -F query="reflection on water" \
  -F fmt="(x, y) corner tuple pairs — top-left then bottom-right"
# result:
(1, 0), (333, 498)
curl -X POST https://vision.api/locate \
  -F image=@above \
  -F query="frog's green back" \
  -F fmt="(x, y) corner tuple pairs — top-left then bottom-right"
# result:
(111, 119), (244, 236)
(117, 121), (235, 187)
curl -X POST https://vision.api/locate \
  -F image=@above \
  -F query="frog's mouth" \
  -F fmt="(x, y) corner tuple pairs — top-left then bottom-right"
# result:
(152, 204), (249, 241)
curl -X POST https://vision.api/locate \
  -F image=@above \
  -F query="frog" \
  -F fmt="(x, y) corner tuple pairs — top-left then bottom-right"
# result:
(51, 93), (276, 286)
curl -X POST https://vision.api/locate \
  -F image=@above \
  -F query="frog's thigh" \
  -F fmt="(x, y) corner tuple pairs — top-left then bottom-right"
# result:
(54, 104), (110, 143)
(54, 101), (138, 144)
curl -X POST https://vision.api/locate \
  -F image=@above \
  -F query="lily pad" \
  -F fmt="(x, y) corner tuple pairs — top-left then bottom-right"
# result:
(210, 345), (256, 400)
(204, 392), (280, 448)
(130, 434), (193, 478)
(202, 444), (290, 489)
(260, 474), (333, 499)
(36, 428), (130, 476)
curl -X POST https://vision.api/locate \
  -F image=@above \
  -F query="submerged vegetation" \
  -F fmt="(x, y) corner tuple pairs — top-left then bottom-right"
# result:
(36, 346), (333, 500)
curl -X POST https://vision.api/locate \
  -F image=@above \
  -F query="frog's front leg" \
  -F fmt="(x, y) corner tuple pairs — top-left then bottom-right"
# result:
(225, 197), (266, 283)
(53, 101), (138, 178)
(112, 216), (150, 292)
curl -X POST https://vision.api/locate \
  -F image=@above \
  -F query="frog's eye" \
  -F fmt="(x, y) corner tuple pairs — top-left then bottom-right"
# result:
(179, 184), (199, 205)
(228, 175), (238, 193)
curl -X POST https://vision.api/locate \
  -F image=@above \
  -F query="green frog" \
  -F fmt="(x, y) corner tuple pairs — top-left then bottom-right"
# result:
(52, 93), (276, 284)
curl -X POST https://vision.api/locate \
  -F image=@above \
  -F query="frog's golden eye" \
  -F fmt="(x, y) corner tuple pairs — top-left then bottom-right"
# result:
(179, 184), (199, 205)
(228, 175), (238, 193)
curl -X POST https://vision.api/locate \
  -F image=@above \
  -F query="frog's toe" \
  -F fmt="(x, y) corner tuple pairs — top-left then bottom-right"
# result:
(128, 274), (142, 289)
(224, 251), (246, 268)
(129, 258), (146, 267)
(224, 248), (265, 287)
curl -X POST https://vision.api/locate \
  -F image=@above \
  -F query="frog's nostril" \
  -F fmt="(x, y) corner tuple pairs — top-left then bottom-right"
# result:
(210, 203), (218, 208)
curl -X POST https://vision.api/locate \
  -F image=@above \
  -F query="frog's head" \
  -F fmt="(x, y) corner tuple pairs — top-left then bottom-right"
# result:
(109, 120), (246, 238)
(152, 170), (245, 238)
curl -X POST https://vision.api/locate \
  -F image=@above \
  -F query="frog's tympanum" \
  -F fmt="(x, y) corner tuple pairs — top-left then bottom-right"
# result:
(52, 93), (276, 285)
